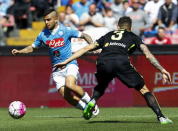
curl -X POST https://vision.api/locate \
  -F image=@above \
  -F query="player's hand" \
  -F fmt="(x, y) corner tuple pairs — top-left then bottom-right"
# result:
(53, 62), (67, 69)
(11, 49), (20, 55)
(92, 49), (102, 54)
(161, 69), (171, 84)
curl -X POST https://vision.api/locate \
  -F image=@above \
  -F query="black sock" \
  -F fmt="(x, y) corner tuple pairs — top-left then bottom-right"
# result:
(91, 90), (103, 102)
(143, 92), (164, 118)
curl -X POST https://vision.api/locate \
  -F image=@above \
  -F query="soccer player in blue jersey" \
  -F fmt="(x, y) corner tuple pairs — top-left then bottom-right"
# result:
(11, 8), (99, 115)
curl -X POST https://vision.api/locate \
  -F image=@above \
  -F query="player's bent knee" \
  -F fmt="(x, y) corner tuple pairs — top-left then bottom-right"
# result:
(65, 83), (76, 90)
(130, 81), (145, 91)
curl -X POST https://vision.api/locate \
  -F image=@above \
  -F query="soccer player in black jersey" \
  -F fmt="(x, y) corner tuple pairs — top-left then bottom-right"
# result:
(54, 16), (173, 124)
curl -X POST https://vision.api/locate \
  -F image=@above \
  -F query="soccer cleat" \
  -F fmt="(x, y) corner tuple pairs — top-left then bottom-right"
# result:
(158, 117), (173, 124)
(83, 101), (95, 120)
(92, 104), (99, 117)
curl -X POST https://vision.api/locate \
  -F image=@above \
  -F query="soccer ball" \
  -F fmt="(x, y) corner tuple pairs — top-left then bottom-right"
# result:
(8, 101), (26, 119)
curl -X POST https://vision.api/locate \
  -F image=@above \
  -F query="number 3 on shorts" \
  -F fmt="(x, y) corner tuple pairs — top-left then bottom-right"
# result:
(111, 30), (124, 40)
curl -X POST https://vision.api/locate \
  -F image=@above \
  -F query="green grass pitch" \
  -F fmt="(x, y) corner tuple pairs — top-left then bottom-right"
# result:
(0, 107), (177, 131)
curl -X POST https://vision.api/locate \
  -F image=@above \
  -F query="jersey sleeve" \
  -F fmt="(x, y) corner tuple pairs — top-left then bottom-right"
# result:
(32, 32), (43, 48)
(95, 35), (105, 49)
(134, 35), (144, 49)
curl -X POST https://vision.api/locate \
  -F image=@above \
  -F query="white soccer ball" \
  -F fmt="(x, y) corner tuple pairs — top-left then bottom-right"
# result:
(8, 101), (26, 119)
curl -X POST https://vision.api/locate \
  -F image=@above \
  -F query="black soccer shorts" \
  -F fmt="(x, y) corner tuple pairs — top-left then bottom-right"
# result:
(95, 59), (145, 91)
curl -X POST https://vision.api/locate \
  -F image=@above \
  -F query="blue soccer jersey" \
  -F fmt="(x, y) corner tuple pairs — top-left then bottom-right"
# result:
(32, 24), (81, 66)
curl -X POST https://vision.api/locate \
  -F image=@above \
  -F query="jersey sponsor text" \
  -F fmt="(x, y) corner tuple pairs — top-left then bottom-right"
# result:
(109, 42), (126, 48)
(46, 38), (65, 48)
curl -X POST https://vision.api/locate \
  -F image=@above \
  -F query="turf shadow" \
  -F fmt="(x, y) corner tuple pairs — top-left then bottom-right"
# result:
(88, 120), (157, 124)
(33, 116), (82, 119)
(56, 116), (82, 118)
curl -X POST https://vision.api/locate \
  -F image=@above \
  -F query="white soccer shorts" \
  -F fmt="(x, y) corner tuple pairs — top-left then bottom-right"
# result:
(52, 64), (79, 90)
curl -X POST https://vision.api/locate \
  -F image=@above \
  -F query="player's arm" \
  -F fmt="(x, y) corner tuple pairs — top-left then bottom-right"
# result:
(12, 31), (43, 55)
(80, 33), (93, 45)
(54, 42), (97, 67)
(80, 33), (102, 54)
(11, 45), (34, 55)
(140, 44), (171, 83)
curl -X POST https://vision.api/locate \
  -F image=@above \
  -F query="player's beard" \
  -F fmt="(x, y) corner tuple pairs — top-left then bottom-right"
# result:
(46, 23), (55, 30)
(49, 22), (58, 30)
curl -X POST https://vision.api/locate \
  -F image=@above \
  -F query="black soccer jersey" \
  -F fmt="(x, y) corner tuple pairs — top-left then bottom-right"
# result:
(95, 29), (144, 60)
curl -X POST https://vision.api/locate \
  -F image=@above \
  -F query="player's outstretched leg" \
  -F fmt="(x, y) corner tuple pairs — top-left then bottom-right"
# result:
(61, 88), (100, 117)
(144, 92), (173, 124)
(140, 85), (173, 124)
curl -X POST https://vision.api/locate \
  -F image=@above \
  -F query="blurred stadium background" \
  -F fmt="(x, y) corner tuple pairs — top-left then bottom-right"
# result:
(0, 0), (178, 109)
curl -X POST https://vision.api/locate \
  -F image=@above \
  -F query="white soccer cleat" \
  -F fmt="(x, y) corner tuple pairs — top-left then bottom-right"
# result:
(158, 117), (173, 124)
(92, 104), (99, 117)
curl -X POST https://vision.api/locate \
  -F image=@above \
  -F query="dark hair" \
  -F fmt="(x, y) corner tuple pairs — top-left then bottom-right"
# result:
(43, 8), (57, 17)
(123, 0), (129, 4)
(66, 4), (72, 8)
(158, 26), (165, 30)
(104, 7), (112, 12)
(65, 4), (74, 11)
(118, 16), (132, 27)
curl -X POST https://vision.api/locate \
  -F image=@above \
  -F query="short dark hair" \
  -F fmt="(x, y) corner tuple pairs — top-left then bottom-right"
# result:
(104, 7), (112, 13)
(118, 16), (132, 28)
(158, 26), (165, 30)
(66, 4), (72, 8)
(43, 8), (57, 17)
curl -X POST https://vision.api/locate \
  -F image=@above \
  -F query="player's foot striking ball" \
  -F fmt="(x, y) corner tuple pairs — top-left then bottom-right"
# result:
(83, 101), (95, 120)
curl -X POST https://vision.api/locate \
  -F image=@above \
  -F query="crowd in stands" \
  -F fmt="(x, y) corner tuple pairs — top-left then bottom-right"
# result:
(0, 0), (178, 46)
